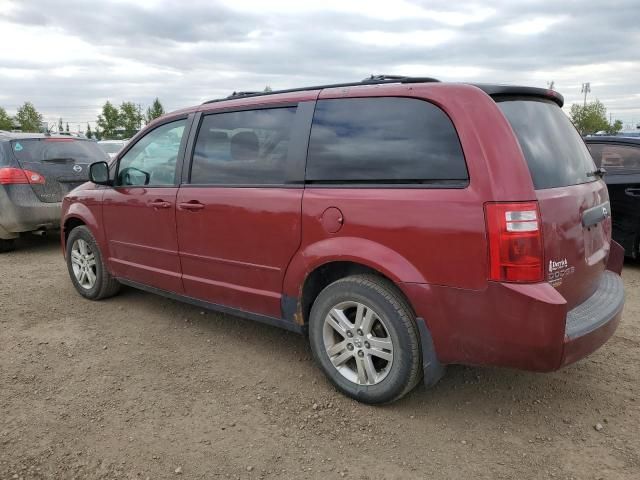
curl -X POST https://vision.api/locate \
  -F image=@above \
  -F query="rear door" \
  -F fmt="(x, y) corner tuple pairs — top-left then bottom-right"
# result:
(9, 137), (109, 202)
(497, 99), (610, 308)
(175, 103), (312, 318)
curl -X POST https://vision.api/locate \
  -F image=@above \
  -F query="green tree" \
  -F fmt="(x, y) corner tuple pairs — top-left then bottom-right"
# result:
(15, 102), (43, 132)
(145, 97), (165, 123)
(0, 107), (13, 131)
(120, 101), (143, 138)
(85, 123), (93, 139)
(58, 118), (64, 133)
(65, 122), (70, 133)
(606, 119), (624, 135)
(96, 101), (120, 139)
(264, 85), (273, 92)
(569, 99), (620, 136)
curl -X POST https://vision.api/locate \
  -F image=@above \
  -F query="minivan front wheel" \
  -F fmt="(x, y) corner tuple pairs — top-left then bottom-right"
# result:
(66, 226), (120, 300)
(309, 274), (422, 404)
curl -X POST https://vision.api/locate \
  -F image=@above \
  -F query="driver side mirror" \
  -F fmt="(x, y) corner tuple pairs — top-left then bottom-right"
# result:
(89, 161), (111, 186)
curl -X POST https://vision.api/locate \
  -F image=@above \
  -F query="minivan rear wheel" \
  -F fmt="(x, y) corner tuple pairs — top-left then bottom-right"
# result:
(0, 239), (16, 253)
(66, 226), (120, 300)
(308, 274), (422, 404)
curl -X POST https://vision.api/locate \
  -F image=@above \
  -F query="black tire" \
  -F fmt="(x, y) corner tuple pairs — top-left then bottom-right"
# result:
(308, 274), (422, 404)
(0, 239), (16, 253)
(66, 226), (120, 300)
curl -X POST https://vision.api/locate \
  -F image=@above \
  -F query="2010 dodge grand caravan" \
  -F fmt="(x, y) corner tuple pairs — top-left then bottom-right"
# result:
(61, 76), (625, 404)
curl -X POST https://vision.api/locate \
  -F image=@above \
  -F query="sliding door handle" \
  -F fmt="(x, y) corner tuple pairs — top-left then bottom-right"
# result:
(178, 201), (205, 211)
(149, 199), (172, 209)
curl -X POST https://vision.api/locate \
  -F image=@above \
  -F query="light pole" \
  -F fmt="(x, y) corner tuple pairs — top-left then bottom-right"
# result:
(581, 82), (591, 106)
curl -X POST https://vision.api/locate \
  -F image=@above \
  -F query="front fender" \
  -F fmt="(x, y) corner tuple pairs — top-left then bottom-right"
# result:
(282, 236), (427, 297)
(61, 194), (104, 256)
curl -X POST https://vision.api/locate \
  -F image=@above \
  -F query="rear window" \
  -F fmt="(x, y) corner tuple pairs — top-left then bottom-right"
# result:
(98, 142), (124, 154)
(497, 98), (597, 189)
(306, 97), (468, 185)
(10, 138), (109, 164)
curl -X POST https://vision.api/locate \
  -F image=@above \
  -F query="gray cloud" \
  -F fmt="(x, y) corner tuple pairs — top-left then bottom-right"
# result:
(1, 0), (639, 130)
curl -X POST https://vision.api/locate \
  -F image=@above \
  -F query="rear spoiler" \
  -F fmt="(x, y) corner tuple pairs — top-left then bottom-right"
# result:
(473, 84), (564, 108)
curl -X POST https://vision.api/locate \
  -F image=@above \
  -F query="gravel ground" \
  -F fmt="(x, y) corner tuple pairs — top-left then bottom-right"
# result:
(1, 235), (639, 480)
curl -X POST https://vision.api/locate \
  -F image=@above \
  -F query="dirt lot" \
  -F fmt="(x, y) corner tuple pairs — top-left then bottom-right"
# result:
(1, 235), (639, 480)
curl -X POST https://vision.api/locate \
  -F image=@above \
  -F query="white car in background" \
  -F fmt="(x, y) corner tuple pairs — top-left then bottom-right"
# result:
(97, 140), (127, 159)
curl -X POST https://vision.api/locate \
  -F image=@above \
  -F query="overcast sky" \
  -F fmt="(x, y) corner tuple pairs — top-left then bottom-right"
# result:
(1, 0), (639, 131)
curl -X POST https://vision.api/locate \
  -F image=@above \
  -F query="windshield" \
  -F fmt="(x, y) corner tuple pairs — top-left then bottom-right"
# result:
(497, 98), (597, 189)
(99, 142), (125, 154)
(11, 138), (109, 163)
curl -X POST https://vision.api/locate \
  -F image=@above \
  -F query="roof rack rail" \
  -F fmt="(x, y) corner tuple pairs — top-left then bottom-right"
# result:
(227, 91), (261, 99)
(203, 75), (440, 105)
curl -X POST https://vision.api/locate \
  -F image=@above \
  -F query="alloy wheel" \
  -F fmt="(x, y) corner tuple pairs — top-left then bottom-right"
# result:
(322, 301), (394, 385)
(70, 238), (97, 290)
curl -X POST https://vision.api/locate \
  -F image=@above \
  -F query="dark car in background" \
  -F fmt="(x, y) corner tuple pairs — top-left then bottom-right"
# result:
(0, 131), (109, 252)
(585, 136), (640, 258)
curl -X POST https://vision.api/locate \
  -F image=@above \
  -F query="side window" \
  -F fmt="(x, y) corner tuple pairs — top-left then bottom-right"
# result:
(306, 97), (468, 184)
(587, 143), (640, 171)
(190, 107), (297, 185)
(116, 119), (186, 186)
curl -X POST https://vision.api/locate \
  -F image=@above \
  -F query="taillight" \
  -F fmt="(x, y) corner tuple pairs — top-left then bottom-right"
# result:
(485, 202), (543, 283)
(0, 167), (46, 185)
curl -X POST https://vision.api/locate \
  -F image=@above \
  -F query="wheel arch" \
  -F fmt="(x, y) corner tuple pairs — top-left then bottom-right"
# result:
(282, 237), (425, 326)
(61, 202), (103, 256)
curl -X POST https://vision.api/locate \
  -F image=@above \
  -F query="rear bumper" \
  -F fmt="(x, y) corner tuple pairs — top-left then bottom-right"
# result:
(561, 270), (624, 367)
(401, 260), (624, 373)
(0, 186), (61, 238)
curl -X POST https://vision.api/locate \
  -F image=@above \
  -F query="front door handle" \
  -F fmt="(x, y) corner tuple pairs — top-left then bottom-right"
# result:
(149, 199), (172, 209)
(625, 187), (640, 197)
(178, 201), (205, 211)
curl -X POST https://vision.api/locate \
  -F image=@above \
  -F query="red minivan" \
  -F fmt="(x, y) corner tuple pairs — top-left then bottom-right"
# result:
(61, 76), (624, 404)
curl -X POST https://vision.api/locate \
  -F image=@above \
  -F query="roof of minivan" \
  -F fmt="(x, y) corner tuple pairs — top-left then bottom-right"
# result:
(584, 136), (640, 146)
(200, 77), (564, 108)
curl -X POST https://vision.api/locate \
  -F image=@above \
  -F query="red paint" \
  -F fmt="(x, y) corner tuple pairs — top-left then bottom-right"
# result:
(175, 187), (303, 317)
(320, 207), (344, 234)
(61, 81), (623, 373)
(102, 187), (183, 293)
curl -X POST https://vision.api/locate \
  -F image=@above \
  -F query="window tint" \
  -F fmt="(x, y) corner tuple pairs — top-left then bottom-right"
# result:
(99, 142), (125, 154)
(497, 99), (597, 189)
(587, 143), (640, 171)
(10, 138), (108, 164)
(306, 98), (467, 184)
(190, 107), (297, 185)
(117, 119), (185, 186)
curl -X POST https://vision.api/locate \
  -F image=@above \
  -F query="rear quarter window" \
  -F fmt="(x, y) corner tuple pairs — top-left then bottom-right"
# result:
(306, 97), (468, 185)
(497, 99), (597, 189)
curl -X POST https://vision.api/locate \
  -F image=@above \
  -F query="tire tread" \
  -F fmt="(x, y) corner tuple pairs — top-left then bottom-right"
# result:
(67, 226), (120, 300)
(309, 273), (423, 404)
